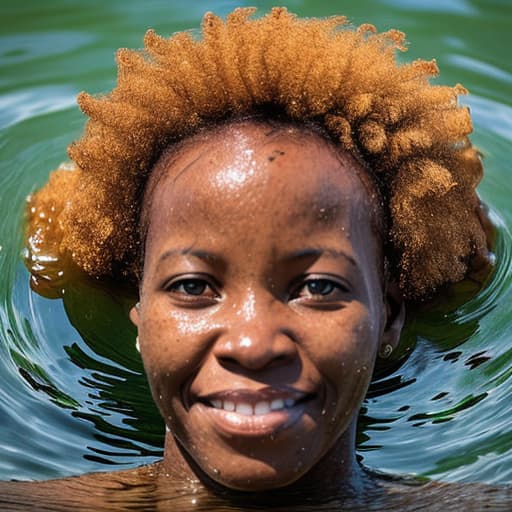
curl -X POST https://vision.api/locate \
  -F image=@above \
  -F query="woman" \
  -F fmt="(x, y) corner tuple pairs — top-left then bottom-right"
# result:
(3, 7), (507, 511)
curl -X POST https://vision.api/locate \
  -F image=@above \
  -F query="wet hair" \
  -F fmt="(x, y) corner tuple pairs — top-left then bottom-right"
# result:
(26, 7), (487, 300)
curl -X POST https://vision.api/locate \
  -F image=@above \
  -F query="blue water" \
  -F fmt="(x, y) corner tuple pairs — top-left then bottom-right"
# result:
(0, 0), (511, 485)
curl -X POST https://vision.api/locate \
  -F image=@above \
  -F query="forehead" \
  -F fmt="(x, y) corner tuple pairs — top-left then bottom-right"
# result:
(146, 122), (376, 235)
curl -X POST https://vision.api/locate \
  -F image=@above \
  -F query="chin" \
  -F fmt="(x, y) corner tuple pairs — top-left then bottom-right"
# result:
(206, 459), (307, 492)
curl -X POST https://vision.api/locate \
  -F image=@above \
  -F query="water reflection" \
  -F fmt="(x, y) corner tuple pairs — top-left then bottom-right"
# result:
(61, 271), (165, 463)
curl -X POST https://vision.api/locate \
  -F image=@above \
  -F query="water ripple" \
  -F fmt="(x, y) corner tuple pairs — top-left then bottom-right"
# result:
(0, 32), (94, 66)
(381, 0), (477, 15)
(0, 86), (77, 130)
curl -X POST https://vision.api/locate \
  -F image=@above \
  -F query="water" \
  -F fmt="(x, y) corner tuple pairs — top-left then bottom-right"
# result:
(0, 0), (510, 498)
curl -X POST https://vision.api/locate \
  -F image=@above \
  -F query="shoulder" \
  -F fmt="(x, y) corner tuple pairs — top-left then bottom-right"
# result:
(0, 462), (163, 511)
(378, 476), (512, 511)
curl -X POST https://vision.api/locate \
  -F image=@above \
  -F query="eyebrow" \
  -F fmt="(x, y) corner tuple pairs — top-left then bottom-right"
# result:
(157, 247), (358, 271)
(281, 248), (358, 268)
(157, 248), (223, 267)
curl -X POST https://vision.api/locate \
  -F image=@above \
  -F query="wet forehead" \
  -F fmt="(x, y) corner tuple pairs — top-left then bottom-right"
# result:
(148, 124), (370, 234)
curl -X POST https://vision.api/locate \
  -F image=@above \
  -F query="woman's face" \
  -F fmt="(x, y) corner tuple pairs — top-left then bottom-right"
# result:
(131, 122), (402, 490)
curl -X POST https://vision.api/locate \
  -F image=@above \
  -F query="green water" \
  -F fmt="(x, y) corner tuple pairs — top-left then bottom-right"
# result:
(0, 0), (511, 487)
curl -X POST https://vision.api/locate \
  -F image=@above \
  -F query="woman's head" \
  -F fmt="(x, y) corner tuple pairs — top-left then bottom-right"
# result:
(129, 118), (404, 490)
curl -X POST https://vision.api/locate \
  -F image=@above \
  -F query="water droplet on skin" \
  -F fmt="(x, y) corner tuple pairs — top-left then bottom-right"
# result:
(240, 336), (251, 348)
(212, 468), (220, 476)
(191, 498), (197, 505)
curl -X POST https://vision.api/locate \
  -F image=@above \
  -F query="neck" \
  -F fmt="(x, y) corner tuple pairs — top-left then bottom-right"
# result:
(158, 419), (375, 505)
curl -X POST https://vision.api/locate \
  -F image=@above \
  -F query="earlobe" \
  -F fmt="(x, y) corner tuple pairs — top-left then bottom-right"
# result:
(380, 283), (406, 355)
(129, 302), (140, 327)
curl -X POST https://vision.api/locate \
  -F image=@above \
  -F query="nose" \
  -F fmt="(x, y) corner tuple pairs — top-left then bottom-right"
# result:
(213, 295), (298, 371)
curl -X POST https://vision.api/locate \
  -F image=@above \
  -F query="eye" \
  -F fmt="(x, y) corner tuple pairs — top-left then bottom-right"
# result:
(172, 279), (209, 296)
(291, 276), (349, 303)
(165, 276), (219, 306)
(304, 279), (337, 296)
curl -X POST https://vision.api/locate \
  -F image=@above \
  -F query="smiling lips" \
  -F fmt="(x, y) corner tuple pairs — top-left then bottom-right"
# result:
(194, 387), (315, 436)
(210, 396), (297, 416)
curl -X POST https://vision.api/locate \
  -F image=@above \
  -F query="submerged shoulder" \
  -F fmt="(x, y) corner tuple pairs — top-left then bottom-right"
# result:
(0, 463), (163, 511)
(377, 476), (512, 511)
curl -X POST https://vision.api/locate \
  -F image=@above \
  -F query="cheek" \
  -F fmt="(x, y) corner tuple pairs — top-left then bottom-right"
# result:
(309, 308), (380, 401)
(318, 315), (380, 434)
(317, 309), (379, 365)
(138, 305), (218, 399)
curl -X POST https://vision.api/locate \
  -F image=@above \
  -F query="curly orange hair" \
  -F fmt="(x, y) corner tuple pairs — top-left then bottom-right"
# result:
(26, 7), (487, 299)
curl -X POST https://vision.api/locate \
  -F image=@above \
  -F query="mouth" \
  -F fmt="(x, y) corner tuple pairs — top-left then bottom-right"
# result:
(191, 387), (316, 437)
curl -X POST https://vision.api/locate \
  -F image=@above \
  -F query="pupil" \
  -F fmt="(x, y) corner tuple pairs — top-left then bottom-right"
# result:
(308, 280), (332, 295)
(184, 280), (205, 295)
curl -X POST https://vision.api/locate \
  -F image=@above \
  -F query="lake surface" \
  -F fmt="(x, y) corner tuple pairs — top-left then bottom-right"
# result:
(0, 0), (510, 500)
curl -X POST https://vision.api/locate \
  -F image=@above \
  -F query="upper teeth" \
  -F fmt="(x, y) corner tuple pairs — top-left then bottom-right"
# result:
(210, 398), (296, 416)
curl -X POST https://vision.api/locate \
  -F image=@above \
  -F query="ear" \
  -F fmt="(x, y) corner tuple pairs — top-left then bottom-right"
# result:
(129, 302), (140, 327)
(379, 281), (405, 356)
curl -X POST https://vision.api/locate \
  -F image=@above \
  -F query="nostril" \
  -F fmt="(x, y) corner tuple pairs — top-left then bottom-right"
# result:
(216, 347), (295, 372)
(218, 355), (240, 367)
